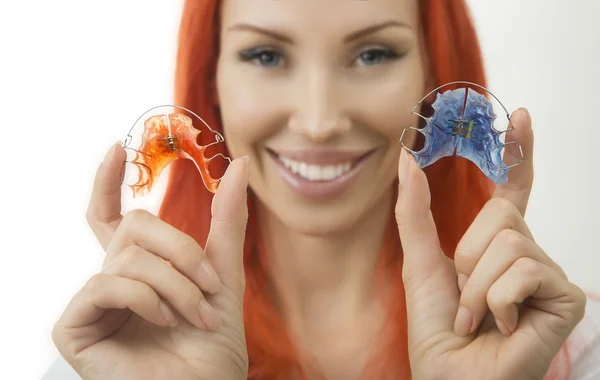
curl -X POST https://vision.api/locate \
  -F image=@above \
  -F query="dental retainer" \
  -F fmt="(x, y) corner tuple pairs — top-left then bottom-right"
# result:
(400, 81), (524, 184)
(121, 104), (231, 197)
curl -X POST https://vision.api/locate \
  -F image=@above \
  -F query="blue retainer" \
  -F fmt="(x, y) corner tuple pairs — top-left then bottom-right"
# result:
(402, 83), (523, 184)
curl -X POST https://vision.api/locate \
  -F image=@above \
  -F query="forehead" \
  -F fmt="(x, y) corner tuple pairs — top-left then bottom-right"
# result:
(220, 0), (420, 34)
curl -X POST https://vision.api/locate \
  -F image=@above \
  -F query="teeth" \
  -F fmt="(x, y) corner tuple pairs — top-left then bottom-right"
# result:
(299, 162), (308, 177)
(279, 156), (354, 181)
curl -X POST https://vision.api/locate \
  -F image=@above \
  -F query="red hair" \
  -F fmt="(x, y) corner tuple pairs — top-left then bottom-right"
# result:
(158, 0), (570, 378)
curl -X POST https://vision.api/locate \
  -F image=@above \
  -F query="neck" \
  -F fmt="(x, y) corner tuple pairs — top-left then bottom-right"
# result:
(256, 188), (394, 334)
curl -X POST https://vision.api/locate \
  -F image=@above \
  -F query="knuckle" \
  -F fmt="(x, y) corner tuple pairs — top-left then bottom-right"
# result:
(571, 285), (588, 322)
(51, 321), (63, 348)
(85, 209), (95, 227)
(118, 245), (144, 267)
(171, 235), (206, 272)
(486, 198), (519, 227)
(122, 209), (151, 230)
(131, 280), (154, 300)
(495, 229), (526, 251)
(394, 204), (411, 228)
(486, 283), (509, 310)
(85, 273), (108, 299)
(454, 242), (477, 274)
(103, 245), (146, 276)
(51, 321), (76, 358)
(394, 203), (403, 223)
(174, 235), (204, 263)
(514, 256), (540, 277)
(211, 218), (247, 236)
(51, 326), (72, 358)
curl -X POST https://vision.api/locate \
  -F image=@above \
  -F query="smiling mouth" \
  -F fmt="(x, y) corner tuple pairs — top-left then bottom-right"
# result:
(265, 147), (376, 199)
(267, 148), (373, 179)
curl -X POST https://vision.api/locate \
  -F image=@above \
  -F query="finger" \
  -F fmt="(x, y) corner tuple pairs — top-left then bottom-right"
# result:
(395, 149), (458, 337)
(486, 257), (587, 372)
(102, 245), (220, 330)
(59, 273), (177, 332)
(86, 142), (127, 251)
(455, 229), (567, 336)
(204, 156), (250, 298)
(106, 209), (222, 294)
(492, 108), (534, 216)
(454, 197), (534, 289)
(487, 257), (586, 339)
(396, 149), (450, 286)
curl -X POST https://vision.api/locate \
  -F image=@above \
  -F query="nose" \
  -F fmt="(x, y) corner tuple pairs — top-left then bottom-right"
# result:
(288, 67), (351, 143)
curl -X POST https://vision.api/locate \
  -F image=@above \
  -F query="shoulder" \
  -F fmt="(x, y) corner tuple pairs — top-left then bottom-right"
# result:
(563, 291), (600, 380)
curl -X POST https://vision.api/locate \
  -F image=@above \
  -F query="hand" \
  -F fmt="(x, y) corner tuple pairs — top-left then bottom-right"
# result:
(52, 143), (250, 380)
(394, 108), (587, 380)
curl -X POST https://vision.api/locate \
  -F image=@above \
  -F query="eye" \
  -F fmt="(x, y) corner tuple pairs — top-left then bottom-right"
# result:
(239, 48), (284, 68)
(356, 47), (401, 66)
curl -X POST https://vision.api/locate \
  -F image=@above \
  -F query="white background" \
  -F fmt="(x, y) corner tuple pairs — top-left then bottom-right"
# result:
(0, 1), (598, 379)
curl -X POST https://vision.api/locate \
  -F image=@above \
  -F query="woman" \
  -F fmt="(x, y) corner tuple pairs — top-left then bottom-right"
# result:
(49, 0), (600, 379)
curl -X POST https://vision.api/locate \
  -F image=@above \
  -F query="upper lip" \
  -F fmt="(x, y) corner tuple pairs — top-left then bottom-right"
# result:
(267, 148), (375, 165)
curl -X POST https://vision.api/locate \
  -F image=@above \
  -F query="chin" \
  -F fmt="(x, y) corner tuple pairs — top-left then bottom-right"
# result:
(262, 195), (371, 237)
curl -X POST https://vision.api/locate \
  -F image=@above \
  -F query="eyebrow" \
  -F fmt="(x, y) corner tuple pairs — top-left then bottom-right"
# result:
(343, 20), (412, 43)
(227, 20), (412, 44)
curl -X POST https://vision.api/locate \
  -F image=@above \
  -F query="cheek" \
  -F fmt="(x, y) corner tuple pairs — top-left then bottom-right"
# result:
(343, 57), (425, 143)
(344, 61), (425, 184)
(217, 65), (289, 146)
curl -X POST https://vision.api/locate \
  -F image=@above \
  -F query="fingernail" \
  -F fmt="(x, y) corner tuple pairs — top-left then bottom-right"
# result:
(457, 273), (468, 292)
(199, 299), (222, 330)
(200, 259), (221, 293)
(454, 306), (473, 337)
(520, 107), (532, 128)
(103, 142), (119, 163)
(507, 307), (519, 333)
(495, 317), (511, 336)
(159, 301), (178, 327)
(399, 149), (410, 185)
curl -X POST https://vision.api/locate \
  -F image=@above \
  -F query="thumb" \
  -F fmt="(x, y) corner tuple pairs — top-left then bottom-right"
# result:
(87, 142), (126, 251)
(395, 149), (449, 288)
(395, 149), (459, 340)
(204, 156), (249, 299)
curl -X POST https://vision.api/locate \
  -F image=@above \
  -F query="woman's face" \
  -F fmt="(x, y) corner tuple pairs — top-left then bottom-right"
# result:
(216, 0), (427, 235)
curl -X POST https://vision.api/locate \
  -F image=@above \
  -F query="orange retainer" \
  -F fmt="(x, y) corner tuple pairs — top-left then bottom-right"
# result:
(125, 112), (229, 197)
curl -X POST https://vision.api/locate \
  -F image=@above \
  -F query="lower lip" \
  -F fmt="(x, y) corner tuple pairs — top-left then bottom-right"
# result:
(268, 151), (372, 199)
